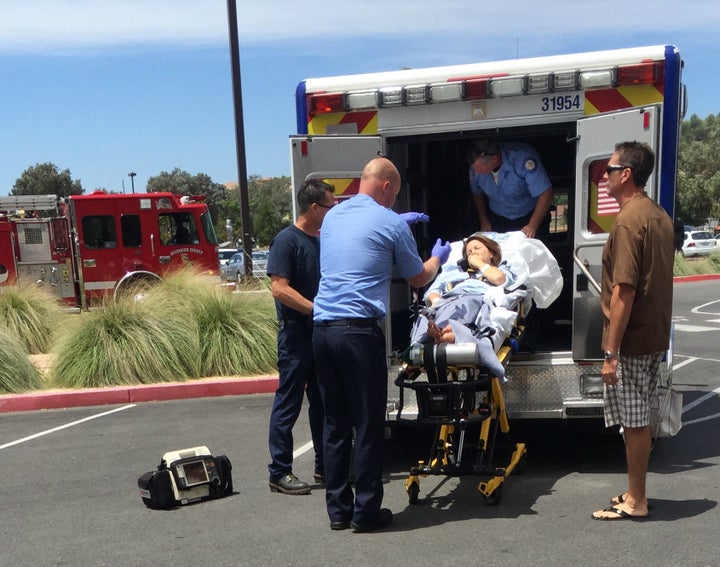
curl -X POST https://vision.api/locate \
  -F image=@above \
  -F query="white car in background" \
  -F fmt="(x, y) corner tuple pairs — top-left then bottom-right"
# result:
(218, 248), (239, 267)
(251, 250), (269, 278)
(681, 231), (717, 257)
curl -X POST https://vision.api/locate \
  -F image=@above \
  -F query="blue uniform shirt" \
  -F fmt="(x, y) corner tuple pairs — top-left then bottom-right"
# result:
(313, 194), (424, 321)
(469, 142), (551, 220)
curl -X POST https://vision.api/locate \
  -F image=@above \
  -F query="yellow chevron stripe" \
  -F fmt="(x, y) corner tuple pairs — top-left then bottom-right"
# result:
(359, 112), (379, 134)
(584, 98), (601, 115)
(616, 85), (664, 107)
(308, 113), (344, 135)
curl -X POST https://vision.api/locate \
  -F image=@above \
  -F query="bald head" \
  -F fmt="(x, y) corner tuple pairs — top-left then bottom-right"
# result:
(359, 157), (401, 207)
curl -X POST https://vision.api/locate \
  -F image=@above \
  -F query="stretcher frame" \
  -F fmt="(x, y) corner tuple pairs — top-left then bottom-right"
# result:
(394, 310), (527, 506)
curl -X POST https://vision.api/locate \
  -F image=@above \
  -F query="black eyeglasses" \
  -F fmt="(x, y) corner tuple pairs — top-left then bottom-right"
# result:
(605, 164), (630, 174)
(315, 202), (334, 210)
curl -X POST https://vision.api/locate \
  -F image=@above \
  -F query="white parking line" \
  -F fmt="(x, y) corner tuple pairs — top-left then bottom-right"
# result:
(293, 440), (314, 459)
(681, 386), (720, 414)
(674, 324), (720, 333)
(0, 404), (136, 451)
(672, 356), (698, 370)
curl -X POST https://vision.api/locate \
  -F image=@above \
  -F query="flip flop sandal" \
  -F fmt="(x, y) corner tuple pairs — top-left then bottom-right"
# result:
(611, 494), (626, 505)
(611, 494), (654, 509)
(592, 505), (650, 521)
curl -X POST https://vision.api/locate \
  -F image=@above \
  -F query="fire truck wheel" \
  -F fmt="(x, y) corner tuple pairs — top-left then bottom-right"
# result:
(114, 275), (161, 302)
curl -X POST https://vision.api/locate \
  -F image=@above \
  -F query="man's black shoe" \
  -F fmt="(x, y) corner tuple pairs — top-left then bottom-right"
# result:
(350, 508), (393, 533)
(330, 519), (351, 531)
(268, 473), (311, 495)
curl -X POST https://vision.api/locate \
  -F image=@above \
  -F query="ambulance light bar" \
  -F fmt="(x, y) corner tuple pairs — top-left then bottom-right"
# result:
(579, 70), (614, 89)
(491, 76), (526, 97)
(308, 61), (663, 115)
(429, 82), (463, 102)
(378, 87), (403, 107)
(346, 90), (377, 110)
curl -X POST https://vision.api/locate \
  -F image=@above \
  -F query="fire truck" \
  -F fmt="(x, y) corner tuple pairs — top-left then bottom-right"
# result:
(289, 44), (685, 421)
(0, 191), (219, 309)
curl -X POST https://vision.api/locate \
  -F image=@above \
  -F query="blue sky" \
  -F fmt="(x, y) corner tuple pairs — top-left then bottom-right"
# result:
(1, 0), (719, 195)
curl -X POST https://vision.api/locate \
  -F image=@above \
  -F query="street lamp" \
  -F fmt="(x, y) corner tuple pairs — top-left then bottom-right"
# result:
(128, 172), (136, 194)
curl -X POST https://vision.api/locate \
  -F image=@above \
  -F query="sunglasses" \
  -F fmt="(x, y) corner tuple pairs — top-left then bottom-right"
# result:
(605, 164), (630, 174)
(315, 202), (334, 210)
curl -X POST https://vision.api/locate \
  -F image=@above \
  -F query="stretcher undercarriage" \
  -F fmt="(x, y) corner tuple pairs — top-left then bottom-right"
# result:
(393, 312), (527, 506)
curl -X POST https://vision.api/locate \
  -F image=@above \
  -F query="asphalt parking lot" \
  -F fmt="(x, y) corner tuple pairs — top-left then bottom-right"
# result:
(1, 280), (719, 567)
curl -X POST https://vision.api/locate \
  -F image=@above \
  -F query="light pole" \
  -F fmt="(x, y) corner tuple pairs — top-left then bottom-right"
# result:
(128, 172), (136, 194)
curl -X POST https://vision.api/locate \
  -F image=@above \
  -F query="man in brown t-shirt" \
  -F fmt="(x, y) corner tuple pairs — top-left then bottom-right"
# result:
(592, 141), (674, 521)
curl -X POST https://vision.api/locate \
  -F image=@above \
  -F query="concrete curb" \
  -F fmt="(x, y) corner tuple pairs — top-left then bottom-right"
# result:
(0, 375), (279, 413)
(673, 273), (720, 283)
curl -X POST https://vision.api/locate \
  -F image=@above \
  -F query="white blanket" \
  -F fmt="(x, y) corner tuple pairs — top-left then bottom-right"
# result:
(409, 232), (563, 379)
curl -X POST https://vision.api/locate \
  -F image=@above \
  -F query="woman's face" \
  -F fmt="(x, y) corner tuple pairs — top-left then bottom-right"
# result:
(465, 239), (492, 265)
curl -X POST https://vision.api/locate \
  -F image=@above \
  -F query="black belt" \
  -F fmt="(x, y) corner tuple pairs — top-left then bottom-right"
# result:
(315, 318), (378, 328)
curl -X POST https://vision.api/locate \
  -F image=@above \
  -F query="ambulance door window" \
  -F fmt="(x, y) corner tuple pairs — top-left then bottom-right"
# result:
(121, 214), (142, 247)
(81, 215), (117, 249)
(586, 158), (616, 235)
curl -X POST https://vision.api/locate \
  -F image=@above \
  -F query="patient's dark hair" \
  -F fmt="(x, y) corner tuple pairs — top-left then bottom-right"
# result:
(462, 232), (502, 266)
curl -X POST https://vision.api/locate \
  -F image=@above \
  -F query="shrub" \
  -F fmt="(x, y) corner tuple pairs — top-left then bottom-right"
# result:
(0, 285), (64, 354)
(0, 329), (43, 393)
(142, 270), (278, 377)
(50, 296), (201, 388)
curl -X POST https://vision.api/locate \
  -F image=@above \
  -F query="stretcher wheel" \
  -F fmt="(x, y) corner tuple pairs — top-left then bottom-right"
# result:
(483, 486), (502, 506)
(514, 454), (527, 476)
(407, 482), (420, 505)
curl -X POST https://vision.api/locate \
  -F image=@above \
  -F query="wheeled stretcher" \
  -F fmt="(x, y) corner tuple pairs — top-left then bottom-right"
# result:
(393, 232), (562, 505)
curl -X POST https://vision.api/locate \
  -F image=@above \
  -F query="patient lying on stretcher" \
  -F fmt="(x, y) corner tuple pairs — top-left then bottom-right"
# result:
(409, 232), (522, 379)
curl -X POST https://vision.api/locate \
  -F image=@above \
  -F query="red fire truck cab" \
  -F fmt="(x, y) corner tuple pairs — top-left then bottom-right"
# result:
(0, 191), (219, 308)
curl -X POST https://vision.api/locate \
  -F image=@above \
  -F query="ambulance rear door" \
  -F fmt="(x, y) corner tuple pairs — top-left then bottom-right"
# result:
(571, 106), (660, 360)
(289, 135), (383, 213)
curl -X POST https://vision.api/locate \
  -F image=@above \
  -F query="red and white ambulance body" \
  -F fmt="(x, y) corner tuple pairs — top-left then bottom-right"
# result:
(0, 191), (219, 308)
(289, 45), (685, 421)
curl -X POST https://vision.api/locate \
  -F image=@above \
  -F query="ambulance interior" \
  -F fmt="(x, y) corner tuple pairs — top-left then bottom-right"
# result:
(385, 121), (577, 356)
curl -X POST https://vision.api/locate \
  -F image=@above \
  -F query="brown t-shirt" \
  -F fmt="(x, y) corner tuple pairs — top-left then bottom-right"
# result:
(601, 192), (674, 355)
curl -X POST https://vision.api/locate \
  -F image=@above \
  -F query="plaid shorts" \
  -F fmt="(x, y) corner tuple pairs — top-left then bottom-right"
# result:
(604, 352), (664, 428)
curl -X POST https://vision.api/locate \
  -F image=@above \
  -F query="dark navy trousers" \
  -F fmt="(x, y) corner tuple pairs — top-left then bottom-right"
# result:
(268, 320), (324, 480)
(312, 322), (387, 525)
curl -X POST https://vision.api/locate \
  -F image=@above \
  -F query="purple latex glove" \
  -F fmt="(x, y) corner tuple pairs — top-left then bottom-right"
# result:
(399, 211), (429, 226)
(431, 238), (451, 265)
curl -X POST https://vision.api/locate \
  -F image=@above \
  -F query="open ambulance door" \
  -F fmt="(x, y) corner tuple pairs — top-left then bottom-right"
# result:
(571, 107), (659, 360)
(289, 135), (383, 214)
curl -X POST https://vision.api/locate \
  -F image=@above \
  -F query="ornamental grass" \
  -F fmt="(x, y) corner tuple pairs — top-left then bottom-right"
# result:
(0, 329), (43, 393)
(50, 294), (201, 389)
(141, 269), (278, 377)
(0, 284), (64, 354)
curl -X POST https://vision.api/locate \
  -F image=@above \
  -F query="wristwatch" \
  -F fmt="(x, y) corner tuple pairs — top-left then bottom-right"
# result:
(604, 350), (619, 360)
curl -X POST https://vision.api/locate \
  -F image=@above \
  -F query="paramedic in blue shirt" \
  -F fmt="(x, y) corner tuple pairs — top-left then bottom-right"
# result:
(468, 138), (554, 240)
(266, 180), (336, 496)
(313, 157), (451, 532)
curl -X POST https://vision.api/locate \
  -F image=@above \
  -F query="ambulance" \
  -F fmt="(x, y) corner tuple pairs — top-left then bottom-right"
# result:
(0, 191), (219, 309)
(289, 45), (685, 420)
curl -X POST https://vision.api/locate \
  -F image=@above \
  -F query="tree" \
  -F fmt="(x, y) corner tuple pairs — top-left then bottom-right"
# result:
(247, 175), (292, 247)
(11, 162), (83, 197)
(677, 113), (720, 226)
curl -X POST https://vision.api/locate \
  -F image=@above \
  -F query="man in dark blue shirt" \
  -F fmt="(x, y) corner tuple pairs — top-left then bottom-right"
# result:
(266, 179), (335, 495)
